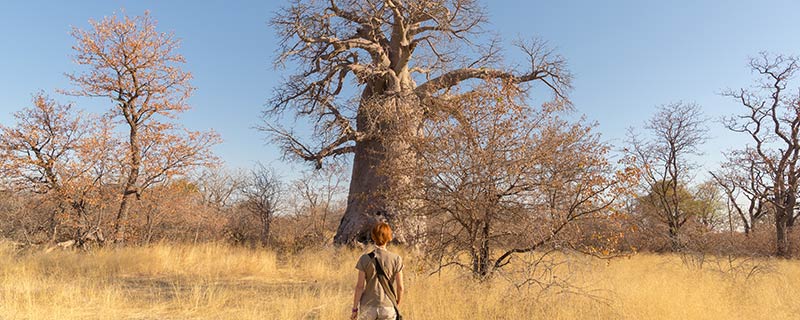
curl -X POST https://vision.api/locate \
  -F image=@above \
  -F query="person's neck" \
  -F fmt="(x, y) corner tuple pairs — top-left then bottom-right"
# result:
(375, 245), (387, 250)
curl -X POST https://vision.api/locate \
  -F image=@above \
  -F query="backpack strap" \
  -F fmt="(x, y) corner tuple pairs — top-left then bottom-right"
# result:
(368, 251), (399, 308)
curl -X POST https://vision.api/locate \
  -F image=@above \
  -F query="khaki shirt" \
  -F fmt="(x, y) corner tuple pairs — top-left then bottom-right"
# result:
(355, 247), (403, 308)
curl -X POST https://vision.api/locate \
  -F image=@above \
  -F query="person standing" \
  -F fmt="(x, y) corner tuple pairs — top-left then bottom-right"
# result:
(351, 222), (404, 320)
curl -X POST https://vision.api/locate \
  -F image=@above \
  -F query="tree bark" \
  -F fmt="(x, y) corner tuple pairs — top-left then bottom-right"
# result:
(260, 214), (271, 247)
(334, 137), (389, 244)
(144, 207), (154, 245)
(333, 92), (423, 245)
(667, 223), (681, 251)
(776, 212), (789, 257)
(114, 192), (135, 246)
(114, 126), (141, 246)
(49, 206), (64, 243)
(473, 219), (491, 278)
(775, 193), (794, 257)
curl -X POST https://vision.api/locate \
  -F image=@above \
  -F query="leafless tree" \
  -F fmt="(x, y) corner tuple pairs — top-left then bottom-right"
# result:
(710, 149), (771, 235)
(242, 164), (282, 247)
(722, 53), (800, 257)
(627, 102), (709, 250)
(194, 168), (247, 209)
(290, 163), (348, 238)
(263, 0), (572, 244)
(398, 84), (632, 278)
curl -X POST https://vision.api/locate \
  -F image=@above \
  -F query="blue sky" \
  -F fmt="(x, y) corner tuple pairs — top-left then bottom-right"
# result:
(1, 0), (799, 181)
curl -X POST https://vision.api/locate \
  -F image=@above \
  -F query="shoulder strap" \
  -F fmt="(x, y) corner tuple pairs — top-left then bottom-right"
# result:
(368, 251), (399, 308)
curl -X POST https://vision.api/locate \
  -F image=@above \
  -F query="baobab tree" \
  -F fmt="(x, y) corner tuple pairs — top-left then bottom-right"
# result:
(264, 0), (571, 244)
(66, 12), (220, 245)
(722, 53), (800, 257)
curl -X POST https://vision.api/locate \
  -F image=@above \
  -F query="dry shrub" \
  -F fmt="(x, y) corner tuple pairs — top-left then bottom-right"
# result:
(224, 203), (343, 254)
(126, 181), (228, 245)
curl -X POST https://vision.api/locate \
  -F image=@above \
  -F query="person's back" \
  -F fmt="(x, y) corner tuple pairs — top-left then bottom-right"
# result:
(351, 222), (404, 320)
(356, 247), (403, 309)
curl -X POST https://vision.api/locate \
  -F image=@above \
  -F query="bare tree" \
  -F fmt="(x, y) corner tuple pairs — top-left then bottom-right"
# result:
(263, 0), (572, 244)
(243, 164), (282, 247)
(710, 149), (771, 235)
(195, 168), (247, 210)
(290, 163), (348, 238)
(627, 102), (709, 250)
(397, 83), (632, 278)
(722, 53), (800, 257)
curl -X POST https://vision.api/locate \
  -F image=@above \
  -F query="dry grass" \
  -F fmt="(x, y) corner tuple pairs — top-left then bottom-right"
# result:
(0, 242), (798, 319)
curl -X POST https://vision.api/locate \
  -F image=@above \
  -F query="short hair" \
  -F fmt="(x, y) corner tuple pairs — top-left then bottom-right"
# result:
(371, 222), (393, 246)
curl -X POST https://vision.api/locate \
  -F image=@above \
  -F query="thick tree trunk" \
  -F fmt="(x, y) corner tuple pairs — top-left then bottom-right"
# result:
(334, 138), (422, 244)
(333, 92), (424, 245)
(334, 137), (390, 244)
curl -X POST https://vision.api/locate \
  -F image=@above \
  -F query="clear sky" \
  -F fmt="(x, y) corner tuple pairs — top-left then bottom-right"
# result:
(1, 0), (799, 181)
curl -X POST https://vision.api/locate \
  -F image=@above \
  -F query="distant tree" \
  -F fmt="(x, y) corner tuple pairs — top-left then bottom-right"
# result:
(627, 102), (708, 250)
(636, 180), (724, 245)
(691, 180), (725, 232)
(194, 168), (246, 210)
(242, 164), (282, 247)
(710, 149), (771, 235)
(290, 164), (348, 238)
(65, 12), (221, 245)
(722, 53), (800, 257)
(265, 0), (572, 245)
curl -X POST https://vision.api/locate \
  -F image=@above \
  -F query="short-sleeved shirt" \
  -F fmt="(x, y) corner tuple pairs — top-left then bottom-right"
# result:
(355, 247), (403, 308)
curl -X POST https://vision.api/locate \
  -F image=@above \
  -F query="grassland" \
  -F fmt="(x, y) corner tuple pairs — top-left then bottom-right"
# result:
(0, 242), (798, 319)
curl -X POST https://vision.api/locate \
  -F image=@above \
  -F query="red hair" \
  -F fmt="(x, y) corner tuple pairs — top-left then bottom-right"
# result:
(371, 222), (393, 246)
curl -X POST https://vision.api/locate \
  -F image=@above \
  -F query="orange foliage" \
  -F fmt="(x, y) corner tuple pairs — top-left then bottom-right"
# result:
(65, 11), (220, 244)
(0, 93), (118, 242)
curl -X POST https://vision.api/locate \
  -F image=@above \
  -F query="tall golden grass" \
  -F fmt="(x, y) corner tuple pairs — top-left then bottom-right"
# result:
(0, 242), (798, 319)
